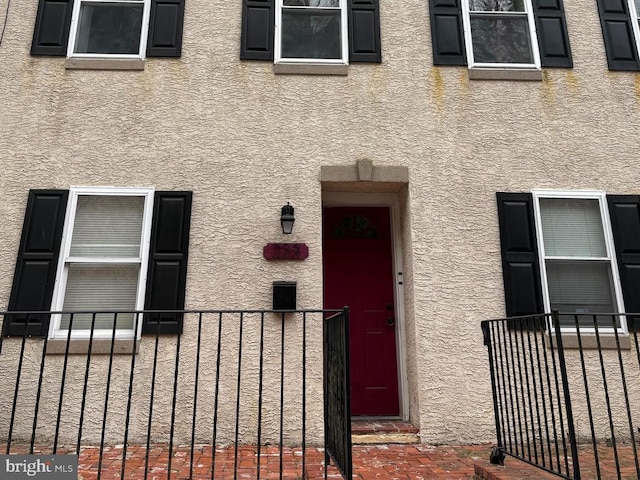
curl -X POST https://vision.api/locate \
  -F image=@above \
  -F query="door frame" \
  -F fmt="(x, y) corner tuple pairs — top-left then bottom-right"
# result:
(322, 192), (409, 420)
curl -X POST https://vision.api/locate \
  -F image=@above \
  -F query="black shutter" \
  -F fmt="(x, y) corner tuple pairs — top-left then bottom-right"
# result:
(5, 190), (68, 337)
(607, 195), (640, 331)
(531, 0), (572, 68)
(146, 0), (186, 57)
(596, 0), (640, 71)
(348, 0), (381, 63)
(240, 0), (275, 60)
(497, 193), (544, 319)
(143, 192), (192, 334)
(30, 0), (73, 56)
(429, 0), (466, 65)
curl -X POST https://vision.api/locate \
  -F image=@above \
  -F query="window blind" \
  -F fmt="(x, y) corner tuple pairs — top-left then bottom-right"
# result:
(70, 195), (144, 257)
(540, 198), (607, 257)
(61, 264), (138, 330)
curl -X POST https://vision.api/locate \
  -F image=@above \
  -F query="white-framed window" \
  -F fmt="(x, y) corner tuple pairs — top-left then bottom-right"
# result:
(275, 0), (348, 64)
(49, 187), (154, 339)
(533, 190), (627, 332)
(629, 0), (640, 60)
(67, 0), (151, 58)
(461, 0), (540, 69)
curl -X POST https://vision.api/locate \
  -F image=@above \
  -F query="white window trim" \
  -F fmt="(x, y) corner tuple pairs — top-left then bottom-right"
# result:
(628, 0), (640, 62)
(66, 0), (151, 60)
(461, 0), (541, 70)
(49, 186), (155, 340)
(532, 189), (628, 334)
(274, 0), (349, 65)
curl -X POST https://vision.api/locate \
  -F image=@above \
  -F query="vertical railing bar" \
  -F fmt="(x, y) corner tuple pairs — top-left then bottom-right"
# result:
(483, 321), (503, 450)
(0, 313), (6, 356)
(592, 315), (620, 479)
(323, 312), (329, 480)
(524, 320), (543, 466)
(7, 323), (29, 454)
(30, 319), (50, 454)
(302, 312), (307, 480)
(531, 317), (553, 470)
(627, 324), (640, 478)
(572, 313), (599, 479)
(496, 321), (513, 453)
(53, 312), (75, 454)
(190, 313), (203, 480)
(120, 312), (142, 479)
(546, 314), (570, 476)
(279, 312), (286, 480)
(539, 314), (561, 472)
(508, 323), (525, 457)
(233, 312), (244, 479)
(612, 314), (640, 479)
(553, 311), (580, 480)
(517, 321), (535, 461)
(342, 307), (353, 480)
(256, 312), (265, 480)
(167, 319), (182, 480)
(489, 322), (507, 449)
(97, 313), (119, 480)
(143, 317), (162, 480)
(501, 320), (518, 456)
(77, 313), (97, 454)
(210, 312), (223, 480)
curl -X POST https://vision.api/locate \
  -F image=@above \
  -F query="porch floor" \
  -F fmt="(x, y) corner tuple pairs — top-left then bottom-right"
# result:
(8, 442), (638, 478)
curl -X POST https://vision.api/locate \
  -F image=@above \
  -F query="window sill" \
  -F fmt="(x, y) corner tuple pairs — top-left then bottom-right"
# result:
(273, 63), (348, 76)
(468, 67), (542, 81)
(64, 58), (145, 71)
(548, 334), (631, 350)
(46, 338), (140, 355)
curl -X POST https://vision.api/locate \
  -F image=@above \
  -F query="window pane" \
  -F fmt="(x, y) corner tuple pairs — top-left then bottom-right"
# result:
(281, 10), (341, 59)
(70, 195), (144, 257)
(546, 261), (618, 327)
(470, 16), (533, 63)
(283, 0), (340, 6)
(469, 0), (526, 12)
(74, 3), (143, 54)
(540, 198), (606, 257)
(61, 264), (139, 330)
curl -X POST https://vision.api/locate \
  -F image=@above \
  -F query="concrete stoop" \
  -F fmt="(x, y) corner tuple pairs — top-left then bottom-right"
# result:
(351, 420), (420, 445)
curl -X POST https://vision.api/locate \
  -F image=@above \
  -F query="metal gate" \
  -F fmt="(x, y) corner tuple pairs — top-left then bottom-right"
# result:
(323, 307), (353, 479)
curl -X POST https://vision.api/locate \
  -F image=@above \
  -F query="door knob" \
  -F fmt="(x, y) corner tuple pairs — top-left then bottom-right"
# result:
(386, 317), (395, 326)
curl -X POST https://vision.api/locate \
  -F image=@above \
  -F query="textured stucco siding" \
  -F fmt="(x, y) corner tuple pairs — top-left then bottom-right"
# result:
(1, 0), (640, 446)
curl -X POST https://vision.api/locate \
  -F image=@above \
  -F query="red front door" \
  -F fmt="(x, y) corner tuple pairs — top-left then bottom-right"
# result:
(322, 206), (399, 416)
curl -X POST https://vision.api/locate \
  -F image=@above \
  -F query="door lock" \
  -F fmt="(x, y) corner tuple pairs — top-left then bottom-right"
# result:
(386, 317), (395, 326)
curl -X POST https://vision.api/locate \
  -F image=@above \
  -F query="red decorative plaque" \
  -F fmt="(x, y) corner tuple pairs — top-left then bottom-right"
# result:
(263, 243), (309, 260)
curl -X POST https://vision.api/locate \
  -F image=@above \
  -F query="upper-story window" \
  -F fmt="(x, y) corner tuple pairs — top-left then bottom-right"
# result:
(462, 0), (540, 68)
(68, 0), (149, 58)
(31, 0), (185, 59)
(240, 0), (381, 66)
(429, 0), (572, 70)
(630, 0), (640, 58)
(275, 0), (348, 64)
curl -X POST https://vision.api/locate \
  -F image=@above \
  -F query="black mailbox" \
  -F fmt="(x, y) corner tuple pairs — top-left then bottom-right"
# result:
(273, 281), (296, 311)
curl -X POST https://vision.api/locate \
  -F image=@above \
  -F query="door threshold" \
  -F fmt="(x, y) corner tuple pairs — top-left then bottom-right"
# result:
(351, 419), (419, 444)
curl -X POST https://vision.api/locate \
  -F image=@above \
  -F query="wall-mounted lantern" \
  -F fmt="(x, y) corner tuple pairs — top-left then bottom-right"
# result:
(281, 203), (295, 234)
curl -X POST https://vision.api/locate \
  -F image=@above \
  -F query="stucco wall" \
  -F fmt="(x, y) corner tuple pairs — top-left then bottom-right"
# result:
(1, 0), (640, 446)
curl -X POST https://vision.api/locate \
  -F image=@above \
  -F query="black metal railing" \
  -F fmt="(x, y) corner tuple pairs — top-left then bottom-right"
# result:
(482, 311), (640, 480)
(0, 308), (352, 480)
